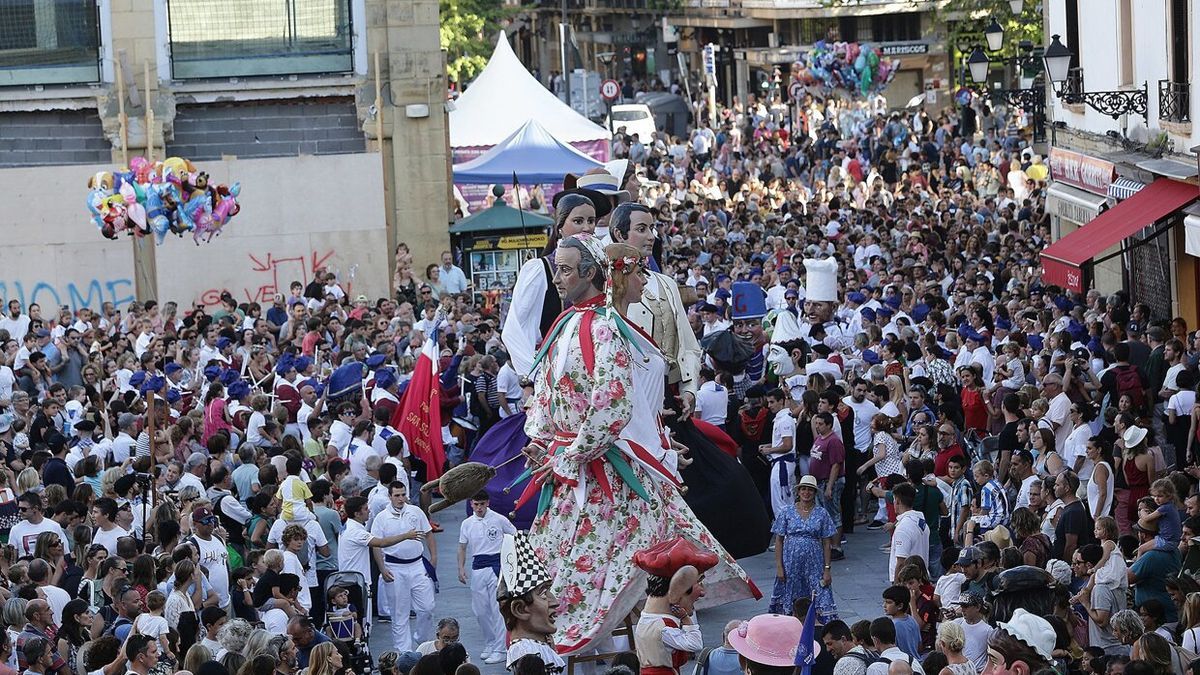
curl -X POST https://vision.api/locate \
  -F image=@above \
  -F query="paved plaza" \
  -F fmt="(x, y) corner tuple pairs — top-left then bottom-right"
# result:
(368, 515), (893, 671)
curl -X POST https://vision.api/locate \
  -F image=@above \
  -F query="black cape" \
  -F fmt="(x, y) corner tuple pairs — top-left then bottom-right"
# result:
(668, 412), (771, 559)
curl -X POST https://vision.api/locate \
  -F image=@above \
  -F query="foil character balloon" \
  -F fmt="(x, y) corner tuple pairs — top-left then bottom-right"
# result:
(211, 182), (241, 227)
(120, 182), (148, 233)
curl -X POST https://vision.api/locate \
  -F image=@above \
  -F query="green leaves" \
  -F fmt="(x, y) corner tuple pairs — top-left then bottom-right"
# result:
(440, 0), (517, 84)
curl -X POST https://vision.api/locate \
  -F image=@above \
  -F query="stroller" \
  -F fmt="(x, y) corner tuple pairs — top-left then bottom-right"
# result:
(323, 570), (374, 673)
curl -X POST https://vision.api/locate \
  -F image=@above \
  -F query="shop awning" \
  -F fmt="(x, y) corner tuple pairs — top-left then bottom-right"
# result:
(1046, 183), (1108, 224)
(1041, 178), (1197, 292)
(1185, 215), (1200, 257)
(1107, 177), (1146, 201)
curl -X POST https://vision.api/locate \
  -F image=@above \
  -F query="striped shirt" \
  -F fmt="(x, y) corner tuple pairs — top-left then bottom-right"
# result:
(977, 479), (1009, 531)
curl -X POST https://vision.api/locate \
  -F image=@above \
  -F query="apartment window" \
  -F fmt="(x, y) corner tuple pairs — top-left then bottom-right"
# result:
(0, 0), (101, 86)
(871, 13), (921, 43)
(1118, 0), (1133, 85)
(1064, 0), (1080, 69)
(1169, 0), (1189, 83)
(837, 17), (858, 43)
(167, 0), (353, 79)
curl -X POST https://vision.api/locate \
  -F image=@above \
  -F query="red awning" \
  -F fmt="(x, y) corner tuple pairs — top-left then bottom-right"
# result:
(1041, 178), (1197, 292)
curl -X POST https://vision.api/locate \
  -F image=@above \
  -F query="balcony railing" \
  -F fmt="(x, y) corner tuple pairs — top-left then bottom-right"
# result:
(1061, 67), (1085, 103)
(1159, 79), (1190, 123)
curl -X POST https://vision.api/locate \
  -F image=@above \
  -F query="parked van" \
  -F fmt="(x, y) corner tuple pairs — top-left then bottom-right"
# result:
(606, 103), (657, 142)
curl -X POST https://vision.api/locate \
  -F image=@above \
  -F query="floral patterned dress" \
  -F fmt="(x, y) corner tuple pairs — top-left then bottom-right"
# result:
(524, 300), (759, 655)
(768, 504), (838, 622)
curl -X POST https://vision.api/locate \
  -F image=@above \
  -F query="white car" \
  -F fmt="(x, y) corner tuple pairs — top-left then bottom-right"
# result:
(606, 103), (657, 143)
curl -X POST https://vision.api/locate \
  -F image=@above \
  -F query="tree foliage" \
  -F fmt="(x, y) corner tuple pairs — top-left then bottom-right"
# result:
(440, 0), (515, 85)
(824, 0), (1044, 79)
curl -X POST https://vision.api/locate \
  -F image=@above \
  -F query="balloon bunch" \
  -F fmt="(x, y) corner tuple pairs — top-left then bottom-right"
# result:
(85, 156), (242, 245)
(790, 41), (900, 98)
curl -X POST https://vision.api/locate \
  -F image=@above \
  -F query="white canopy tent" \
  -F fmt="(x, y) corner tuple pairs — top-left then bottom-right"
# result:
(450, 32), (611, 150)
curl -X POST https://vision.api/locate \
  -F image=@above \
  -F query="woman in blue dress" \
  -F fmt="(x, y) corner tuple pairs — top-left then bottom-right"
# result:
(769, 474), (838, 622)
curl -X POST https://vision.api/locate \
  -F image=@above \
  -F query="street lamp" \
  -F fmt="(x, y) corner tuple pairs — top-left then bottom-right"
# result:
(1042, 34), (1072, 85)
(1042, 34), (1148, 119)
(984, 18), (1004, 52)
(1008, 0), (1024, 13)
(597, 51), (616, 76)
(967, 47), (990, 84)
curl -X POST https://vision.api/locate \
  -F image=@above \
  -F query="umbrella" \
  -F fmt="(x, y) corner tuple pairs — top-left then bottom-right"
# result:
(906, 93), (926, 109)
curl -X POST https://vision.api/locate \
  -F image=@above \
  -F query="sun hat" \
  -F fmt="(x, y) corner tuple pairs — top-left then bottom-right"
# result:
(997, 608), (1055, 662)
(728, 614), (811, 667)
(1123, 425), (1148, 447)
(797, 475), (818, 491)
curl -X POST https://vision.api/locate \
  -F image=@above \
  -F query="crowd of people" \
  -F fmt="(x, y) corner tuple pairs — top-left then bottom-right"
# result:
(0, 58), (1195, 675)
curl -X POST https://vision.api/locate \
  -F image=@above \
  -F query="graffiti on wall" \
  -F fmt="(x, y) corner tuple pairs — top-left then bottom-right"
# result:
(199, 249), (355, 305)
(0, 279), (135, 312)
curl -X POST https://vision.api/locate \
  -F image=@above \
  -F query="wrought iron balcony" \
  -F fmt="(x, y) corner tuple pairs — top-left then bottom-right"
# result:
(1159, 80), (1191, 123)
(1061, 67), (1084, 102)
(1055, 67), (1147, 120)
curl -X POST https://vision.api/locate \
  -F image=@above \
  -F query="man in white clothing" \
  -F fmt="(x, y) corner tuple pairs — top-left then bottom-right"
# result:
(338, 494), (415, 625)
(695, 368), (728, 428)
(457, 493), (517, 664)
(372, 481), (436, 651)
(0, 301), (30, 342)
(439, 251), (470, 295)
(761, 389), (796, 517)
(9, 492), (69, 559)
(889, 483), (929, 584)
(1043, 374), (1073, 453)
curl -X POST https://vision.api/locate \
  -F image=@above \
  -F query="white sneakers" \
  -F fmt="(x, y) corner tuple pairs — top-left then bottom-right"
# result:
(482, 652), (506, 665)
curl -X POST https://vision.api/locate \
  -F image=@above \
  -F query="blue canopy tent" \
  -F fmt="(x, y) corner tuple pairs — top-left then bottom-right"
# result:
(451, 118), (604, 184)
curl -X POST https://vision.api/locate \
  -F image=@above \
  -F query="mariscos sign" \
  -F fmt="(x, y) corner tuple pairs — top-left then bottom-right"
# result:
(1049, 148), (1115, 195)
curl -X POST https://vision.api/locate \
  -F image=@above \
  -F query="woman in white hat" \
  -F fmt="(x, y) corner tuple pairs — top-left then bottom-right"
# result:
(767, 474), (838, 622)
(1119, 424), (1155, 527)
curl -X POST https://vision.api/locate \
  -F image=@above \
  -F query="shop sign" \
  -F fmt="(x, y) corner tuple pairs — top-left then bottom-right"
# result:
(1049, 148), (1115, 196)
(496, 234), (548, 250)
(880, 43), (929, 56)
(1048, 196), (1099, 226)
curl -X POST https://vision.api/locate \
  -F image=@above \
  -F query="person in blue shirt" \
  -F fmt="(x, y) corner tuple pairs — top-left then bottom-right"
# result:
(882, 584), (923, 660)
(287, 615), (332, 669)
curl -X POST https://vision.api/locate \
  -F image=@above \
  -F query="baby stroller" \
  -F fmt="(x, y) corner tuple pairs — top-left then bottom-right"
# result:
(323, 570), (374, 673)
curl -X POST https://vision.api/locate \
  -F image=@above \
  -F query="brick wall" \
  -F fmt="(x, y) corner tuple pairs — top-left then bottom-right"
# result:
(165, 97), (366, 160)
(0, 110), (111, 168)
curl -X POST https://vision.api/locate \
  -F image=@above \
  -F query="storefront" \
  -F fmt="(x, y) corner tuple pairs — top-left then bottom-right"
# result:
(1045, 148), (1119, 292)
(1041, 178), (1197, 315)
(448, 200), (553, 313)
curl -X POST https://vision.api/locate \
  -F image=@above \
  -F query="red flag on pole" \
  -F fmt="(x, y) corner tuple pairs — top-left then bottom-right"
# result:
(390, 330), (447, 481)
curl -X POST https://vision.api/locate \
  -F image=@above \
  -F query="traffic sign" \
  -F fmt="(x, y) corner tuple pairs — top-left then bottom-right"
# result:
(600, 79), (620, 101)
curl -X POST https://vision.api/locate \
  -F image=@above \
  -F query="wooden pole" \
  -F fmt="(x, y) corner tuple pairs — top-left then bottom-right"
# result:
(144, 60), (153, 162)
(115, 61), (128, 166)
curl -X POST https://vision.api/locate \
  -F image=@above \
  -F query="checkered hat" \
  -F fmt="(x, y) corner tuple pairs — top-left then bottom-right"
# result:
(498, 532), (552, 599)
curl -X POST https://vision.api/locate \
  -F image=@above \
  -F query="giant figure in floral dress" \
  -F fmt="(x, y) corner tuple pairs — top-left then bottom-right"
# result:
(514, 235), (760, 655)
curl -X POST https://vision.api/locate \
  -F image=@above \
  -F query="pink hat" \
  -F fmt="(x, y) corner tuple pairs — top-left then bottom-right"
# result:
(728, 614), (813, 667)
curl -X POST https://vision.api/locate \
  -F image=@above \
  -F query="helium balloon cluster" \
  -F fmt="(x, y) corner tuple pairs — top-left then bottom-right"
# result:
(790, 41), (900, 98)
(85, 156), (242, 245)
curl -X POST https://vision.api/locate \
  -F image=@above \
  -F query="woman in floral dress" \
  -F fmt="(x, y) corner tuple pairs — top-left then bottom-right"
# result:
(769, 476), (838, 621)
(519, 237), (758, 655)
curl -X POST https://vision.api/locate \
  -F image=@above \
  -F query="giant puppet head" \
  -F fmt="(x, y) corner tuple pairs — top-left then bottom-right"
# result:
(766, 309), (807, 377)
(982, 609), (1054, 675)
(633, 537), (718, 617)
(802, 258), (839, 326)
(498, 533), (558, 642)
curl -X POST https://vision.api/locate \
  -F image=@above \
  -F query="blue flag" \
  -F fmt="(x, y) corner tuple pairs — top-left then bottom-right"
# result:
(794, 598), (817, 675)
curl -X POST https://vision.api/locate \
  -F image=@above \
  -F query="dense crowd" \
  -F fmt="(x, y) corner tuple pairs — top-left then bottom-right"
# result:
(0, 65), (1196, 675)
